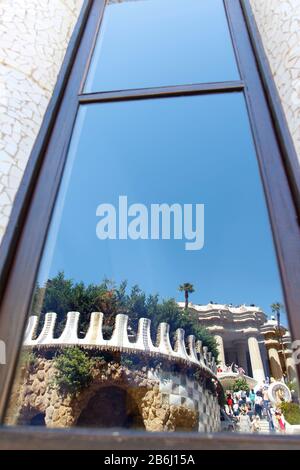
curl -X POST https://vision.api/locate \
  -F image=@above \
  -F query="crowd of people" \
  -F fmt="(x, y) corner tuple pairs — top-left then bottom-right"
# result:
(225, 380), (286, 434)
(217, 363), (245, 375)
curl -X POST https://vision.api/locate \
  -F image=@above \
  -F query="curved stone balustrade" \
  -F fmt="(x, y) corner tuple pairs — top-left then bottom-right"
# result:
(178, 302), (264, 315)
(217, 372), (258, 390)
(24, 312), (217, 375)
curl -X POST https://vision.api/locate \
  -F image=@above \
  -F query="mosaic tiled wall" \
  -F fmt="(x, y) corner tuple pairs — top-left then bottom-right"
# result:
(0, 0), (300, 244)
(0, 0), (83, 242)
(250, 0), (300, 159)
(150, 369), (221, 433)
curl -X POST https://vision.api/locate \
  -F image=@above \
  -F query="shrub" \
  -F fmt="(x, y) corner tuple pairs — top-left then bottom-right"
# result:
(53, 347), (93, 396)
(287, 380), (299, 397)
(280, 402), (300, 425)
(120, 357), (135, 369)
(20, 350), (38, 372)
(232, 377), (249, 393)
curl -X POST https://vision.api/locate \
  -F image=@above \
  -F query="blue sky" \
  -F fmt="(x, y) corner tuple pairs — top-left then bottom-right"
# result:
(37, 92), (286, 323)
(85, 0), (239, 92)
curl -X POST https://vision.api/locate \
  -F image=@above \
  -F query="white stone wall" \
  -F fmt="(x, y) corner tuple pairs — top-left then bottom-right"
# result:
(0, 0), (83, 242)
(0, 0), (300, 244)
(250, 0), (300, 160)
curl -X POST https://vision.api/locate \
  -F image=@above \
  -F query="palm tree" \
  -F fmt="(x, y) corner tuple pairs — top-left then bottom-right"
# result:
(271, 302), (285, 340)
(179, 283), (195, 310)
(271, 302), (289, 381)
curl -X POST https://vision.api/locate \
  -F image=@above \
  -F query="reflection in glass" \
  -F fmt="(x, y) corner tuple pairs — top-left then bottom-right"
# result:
(6, 93), (299, 433)
(84, 0), (240, 92)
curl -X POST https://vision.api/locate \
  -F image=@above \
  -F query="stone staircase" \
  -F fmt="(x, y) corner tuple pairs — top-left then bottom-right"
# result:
(259, 418), (272, 434)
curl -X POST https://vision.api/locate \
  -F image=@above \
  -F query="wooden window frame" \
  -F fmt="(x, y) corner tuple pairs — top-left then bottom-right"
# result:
(0, 0), (299, 449)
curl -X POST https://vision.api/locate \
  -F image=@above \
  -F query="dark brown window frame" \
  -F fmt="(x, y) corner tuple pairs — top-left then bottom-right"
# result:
(0, 0), (299, 449)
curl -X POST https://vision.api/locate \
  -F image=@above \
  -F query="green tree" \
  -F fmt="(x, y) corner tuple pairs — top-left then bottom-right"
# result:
(280, 402), (300, 425)
(53, 347), (93, 395)
(178, 283), (195, 310)
(232, 378), (250, 393)
(32, 274), (218, 359)
(271, 302), (285, 324)
(271, 302), (289, 381)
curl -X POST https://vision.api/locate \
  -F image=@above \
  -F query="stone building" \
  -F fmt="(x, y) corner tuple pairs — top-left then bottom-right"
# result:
(179, 303), (298, 385)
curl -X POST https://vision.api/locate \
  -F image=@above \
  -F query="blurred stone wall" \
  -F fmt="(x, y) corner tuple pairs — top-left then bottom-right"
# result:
(250, 0), (300, 160)
(0, 0), (84, 242)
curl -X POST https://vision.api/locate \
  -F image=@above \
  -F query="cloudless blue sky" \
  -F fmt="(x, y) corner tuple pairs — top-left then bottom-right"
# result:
(37, 93), (286, 323)
(85, 0), (239, 92)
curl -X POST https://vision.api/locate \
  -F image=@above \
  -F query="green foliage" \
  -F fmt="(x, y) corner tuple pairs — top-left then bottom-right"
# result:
(232, 378), (250, 393)
(19, 350), (38, 372)
(280, 402), (300, 425)
(178, 282), (195, 309)
(53, 347), (93, 395)
(178, 283), (195, 294)
(120, 356), (136, 369)
(32, 272), (218, 359)
(287, 380), (299, 396)
(270, 302), (285, 316)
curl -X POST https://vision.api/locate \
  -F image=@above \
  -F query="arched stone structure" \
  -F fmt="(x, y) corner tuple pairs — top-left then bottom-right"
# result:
(76, 386), (143, 429)
(6, 312), (221, 433)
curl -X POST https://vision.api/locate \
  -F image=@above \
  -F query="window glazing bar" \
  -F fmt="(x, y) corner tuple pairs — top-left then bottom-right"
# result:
(79, 81), (245, 103)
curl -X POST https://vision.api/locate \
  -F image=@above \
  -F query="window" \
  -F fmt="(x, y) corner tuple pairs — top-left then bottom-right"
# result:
(85, 0), (240, 91)
(0, 0), (299, 449)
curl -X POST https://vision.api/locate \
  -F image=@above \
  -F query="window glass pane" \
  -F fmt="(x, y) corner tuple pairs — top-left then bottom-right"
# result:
(7, 94), (299, 433)
(84, 0), (240, 92)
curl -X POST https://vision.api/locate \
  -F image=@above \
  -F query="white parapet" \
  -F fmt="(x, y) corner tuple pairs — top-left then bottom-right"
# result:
(81, 312), (104, 345)
(24, 312), (218, 376)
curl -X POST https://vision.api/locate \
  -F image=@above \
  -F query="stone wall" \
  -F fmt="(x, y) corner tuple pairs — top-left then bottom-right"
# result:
(5, 353), (220, 432)
(1, 0), (299, 242)
(250, 0), (300, 161)
(149, 368), (220, 433)
(0, 0), (83, 242)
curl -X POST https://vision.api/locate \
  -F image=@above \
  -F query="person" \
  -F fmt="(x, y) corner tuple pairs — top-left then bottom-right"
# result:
(262, 385), (270, 417)
(246, 391), (251, 405)
(226, 393), (233, 415)
(249, 389), (256, 409)
(252, 415), (261, 433)
(254, 393), (263, 418)
(238, 409), (252, 433)
(233, 401), (240, 417)
(275, 410), (286, 434)
(238, 366), (245, 375)
(266, 403), (275, 433)
(240, 389), (247, 404)
(247, 404), (254, 420)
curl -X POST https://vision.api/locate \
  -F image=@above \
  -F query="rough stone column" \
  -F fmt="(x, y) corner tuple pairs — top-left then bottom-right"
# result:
(214, 335), (225, 366)
(237, 342), (248, 374)
(248, 336), (266, 383)
(285, 351), (297, 382)
(268, 346), (283, 381)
